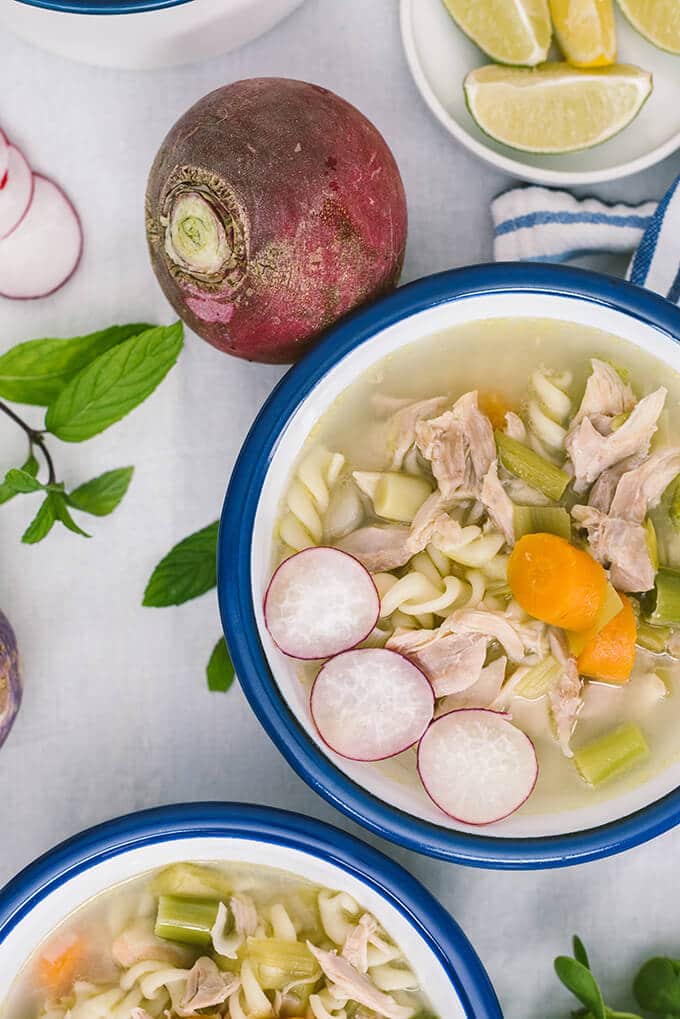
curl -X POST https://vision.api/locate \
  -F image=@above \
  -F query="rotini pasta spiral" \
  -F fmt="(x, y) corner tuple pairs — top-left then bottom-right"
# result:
(278, 446), (346, 552)
(526, 369), (573, 461)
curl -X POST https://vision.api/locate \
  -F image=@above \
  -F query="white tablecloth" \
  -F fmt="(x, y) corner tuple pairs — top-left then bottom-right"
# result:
(1, 2), (679, 1015)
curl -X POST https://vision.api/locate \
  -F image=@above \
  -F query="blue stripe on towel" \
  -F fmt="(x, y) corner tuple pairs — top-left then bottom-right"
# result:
(494, 209), (654, 237)
(667, 265), (680, 306)
(629, 178), (679, 288)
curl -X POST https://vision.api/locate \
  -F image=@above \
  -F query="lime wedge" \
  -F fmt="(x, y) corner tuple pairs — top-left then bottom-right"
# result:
(549, 0), (617, 67)
(616, 0), (680, 55)
(464, 63), (653, 154)
(441, 0), (552, 66)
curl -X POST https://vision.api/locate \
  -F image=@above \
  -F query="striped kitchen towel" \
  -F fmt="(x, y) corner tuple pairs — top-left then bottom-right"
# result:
(491, 175), (680, 304)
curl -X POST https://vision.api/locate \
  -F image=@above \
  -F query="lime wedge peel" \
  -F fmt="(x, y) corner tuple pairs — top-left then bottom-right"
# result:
(464, 63), (653, 155)
(441, 0), (552, 66)
(616, 0), (680, 55)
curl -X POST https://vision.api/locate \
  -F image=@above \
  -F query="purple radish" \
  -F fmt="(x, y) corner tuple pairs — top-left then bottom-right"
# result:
(264, 547), (379, 660)
(0, 610), (21, 750)
(0, 144), (34, 240)
(0, 130), (8, 185)
(417, 708), (538, 825)
(311, 648), (434, 761)
(0, 174), (82, 300)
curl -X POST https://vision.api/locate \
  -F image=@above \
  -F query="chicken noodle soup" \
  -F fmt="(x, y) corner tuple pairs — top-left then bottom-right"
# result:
(2, 861), (439, 1019)
(268, 318), (680, 823)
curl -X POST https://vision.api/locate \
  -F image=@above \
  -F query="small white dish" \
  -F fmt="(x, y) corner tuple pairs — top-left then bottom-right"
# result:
(400, 0), (680, 186)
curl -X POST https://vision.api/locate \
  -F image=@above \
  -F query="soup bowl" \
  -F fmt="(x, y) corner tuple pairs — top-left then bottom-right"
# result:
(219, 262), (680, 868)
(0, 803), (500, 1018)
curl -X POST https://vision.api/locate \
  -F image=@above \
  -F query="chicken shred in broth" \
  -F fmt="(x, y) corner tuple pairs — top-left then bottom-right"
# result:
(273, 318), (680, 818)
(2, 862), (438, 1019)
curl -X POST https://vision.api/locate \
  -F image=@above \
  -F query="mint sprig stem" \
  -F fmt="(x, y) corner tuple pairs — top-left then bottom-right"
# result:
(0, 400), (57, 483)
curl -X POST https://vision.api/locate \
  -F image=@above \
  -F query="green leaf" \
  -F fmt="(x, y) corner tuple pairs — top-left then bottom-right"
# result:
(4, 467), (43, 493)
(207, 638), (235, 693)
(45, 322), (183, 442)
(0, 454), (38, 504)
(22, 495), (56, 544)
(634, 957), (680, 1015)
(0, 323), (153, 406)
(67, 467), (134, 517)
(555, 957), (606, 1019)
(51, 493), (90, 537)
(143, 520), (219, 607)
(573, 937), (591, 971)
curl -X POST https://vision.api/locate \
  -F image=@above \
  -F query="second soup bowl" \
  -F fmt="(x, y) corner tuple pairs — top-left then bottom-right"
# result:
(219, 263), (680, 868)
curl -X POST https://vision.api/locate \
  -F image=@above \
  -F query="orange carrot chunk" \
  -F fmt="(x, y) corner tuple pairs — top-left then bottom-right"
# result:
(577, 594), (637, 684)
(478, 390), (512, 430)
(37, 934), (84, 996)
(508, 532), (607, 631)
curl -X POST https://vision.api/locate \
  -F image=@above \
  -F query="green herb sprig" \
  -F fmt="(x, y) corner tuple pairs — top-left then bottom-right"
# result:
(0, 322), (183, 542)
(556, 937), (680, 1018)
(143, 521), (234, 694)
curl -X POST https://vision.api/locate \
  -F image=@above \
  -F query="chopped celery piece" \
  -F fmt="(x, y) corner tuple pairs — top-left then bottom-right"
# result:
(670, 477), (680, 532)
(574, 723), (649, 787)
(644, 569), (680, 625)
(567, 583), (623, 656)
(245, 938), (319, 989)
(513, 504), (571, 541)
(513, 656), (561, 699)
(610, 411), (630, 430)
(495, 430), (570, 501)
(155, 895), (221, 947)
(152, 862), (232, 899)
(636, 620), (671, 654)
(645, 517), (659, 570)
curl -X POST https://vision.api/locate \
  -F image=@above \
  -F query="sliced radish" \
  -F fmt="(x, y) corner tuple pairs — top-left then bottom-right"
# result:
(265, 547), (379, 660)
(0, 174), (82, 300)
(0, 145), (34, 240)
(310, 648), (434, 761)
(417, 709), (538, 825)
(0, 131), (8, 187)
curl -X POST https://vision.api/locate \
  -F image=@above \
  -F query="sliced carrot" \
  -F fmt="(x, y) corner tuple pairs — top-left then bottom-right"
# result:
(37, 934), (84, 996)
(577, 594), (637, 685)
(478, 390), (513, 430)
(508, 532), (607, 631)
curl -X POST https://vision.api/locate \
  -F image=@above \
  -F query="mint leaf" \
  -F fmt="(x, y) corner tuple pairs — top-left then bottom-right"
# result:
(22, 495), (56, 544)
(207, 638), (235, 693)
(634, 957), (680, 1015)
(45, 322), (183, 442)
(0, 454), (38, 504)
(4, 467), (44, 493)
(51, 493), (90, 537)
(67, 467), (133, 516)
(143, 520), (219, 607)
(573, 937), (591, 971)
(555, 957), (606, 1019)
(0, 323), (153, 406)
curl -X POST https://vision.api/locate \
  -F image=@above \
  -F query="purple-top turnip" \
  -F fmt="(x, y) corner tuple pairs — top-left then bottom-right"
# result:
(146, 78), (407, 364)
(0, 609), (21, 749)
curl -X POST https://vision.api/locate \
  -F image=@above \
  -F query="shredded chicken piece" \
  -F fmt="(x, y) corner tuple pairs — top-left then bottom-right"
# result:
(588, 456), (641, 513)
(437, 656), (507, 715)
(572, 505), (655, 592)
(385, 396), (449, 469)
(406, 491), (465, 555)
(547, 630), (583, 758)
(112, 918), (193, 968)
(441, 608), (545, 662)
(504, 411), (527, 442)
(342, 914), (378, 973)
(415, 391), (495, 500)
(480, 460), (515, 545)
(231, 894), (258, 937)
(180, 958), (240, 1013)
(566, 387), (667, 491)
(609, 447), (680, 523)
(337, 525), (411, 572)
(306, 943), (414, 1019)
(571, 359), (636, 431)
(386, 627), (487, 697)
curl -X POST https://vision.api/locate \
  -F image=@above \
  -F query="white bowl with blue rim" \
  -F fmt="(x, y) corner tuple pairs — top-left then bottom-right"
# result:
(0, 803), (501, 1018)
(0, 0), (306, 69)
(219, 262), (680, 869)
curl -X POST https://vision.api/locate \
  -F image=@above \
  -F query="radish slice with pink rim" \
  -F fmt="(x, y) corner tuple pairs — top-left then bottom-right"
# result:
(311, 648), (434, 761)
(417, 709), (538, 825)
(0, 131), (8, 186)
(264, 547), (379, 660)
(0, 174), (82, 299)
(0, 145), (34, 240)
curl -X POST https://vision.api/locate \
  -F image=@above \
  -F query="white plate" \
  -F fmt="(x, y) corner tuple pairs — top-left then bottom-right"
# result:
(401, 0), (680, 186)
